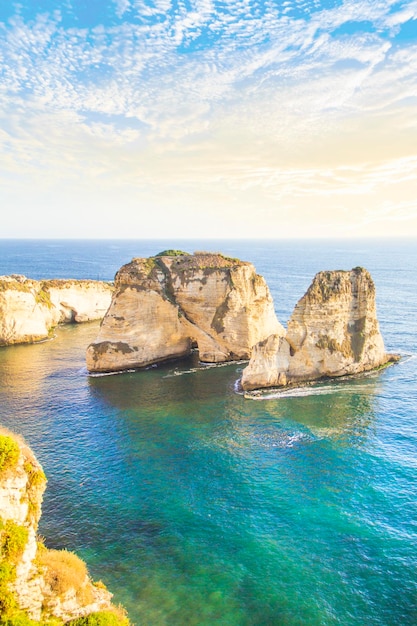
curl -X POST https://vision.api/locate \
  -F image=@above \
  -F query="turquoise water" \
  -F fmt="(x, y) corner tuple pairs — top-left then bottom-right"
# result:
(0, 239), (416, 624)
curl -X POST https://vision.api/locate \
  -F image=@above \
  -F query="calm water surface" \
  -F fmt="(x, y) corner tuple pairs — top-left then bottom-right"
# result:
(0, 239), (416, 625)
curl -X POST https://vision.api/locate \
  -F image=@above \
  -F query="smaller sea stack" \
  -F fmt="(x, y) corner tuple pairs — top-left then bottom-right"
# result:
(241, 267), (397, 391)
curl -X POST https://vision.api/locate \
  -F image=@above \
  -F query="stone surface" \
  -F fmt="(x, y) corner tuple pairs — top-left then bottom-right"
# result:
(0, 276), (113, 346)
(86, 252), (284, 373)
(0, 434), (45, 619)
(241, 267), (394, 391)
(0, 428), (121, 622)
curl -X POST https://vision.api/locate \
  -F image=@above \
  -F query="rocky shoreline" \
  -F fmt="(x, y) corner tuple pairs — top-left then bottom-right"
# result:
(0, 253), (399, 390)
(0, 276), (113, 347)
(0, 428), (129, 624)
(86, 252), (398, 389)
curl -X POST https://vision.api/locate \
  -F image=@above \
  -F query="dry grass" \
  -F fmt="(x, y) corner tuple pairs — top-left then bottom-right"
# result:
(39, 548), (93, 603)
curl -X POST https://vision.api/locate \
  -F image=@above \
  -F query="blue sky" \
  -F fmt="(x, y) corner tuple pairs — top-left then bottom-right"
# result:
(1, 0), (416, 238)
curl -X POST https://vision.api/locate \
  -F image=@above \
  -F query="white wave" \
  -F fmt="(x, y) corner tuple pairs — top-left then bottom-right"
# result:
(87, 368), (137, 378)
(393, 353), (414, 366)
(240, 358), (408, 401)
(250, 431), (312, 449)
(163, 360), (247, 378)
(244, 381), (377, 401)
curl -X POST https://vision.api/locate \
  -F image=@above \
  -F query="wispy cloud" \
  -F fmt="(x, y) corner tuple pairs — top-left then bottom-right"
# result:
(0, 0), (416, 237)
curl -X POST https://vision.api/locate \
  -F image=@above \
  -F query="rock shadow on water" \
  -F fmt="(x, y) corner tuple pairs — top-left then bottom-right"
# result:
(88, 351), (244, 412)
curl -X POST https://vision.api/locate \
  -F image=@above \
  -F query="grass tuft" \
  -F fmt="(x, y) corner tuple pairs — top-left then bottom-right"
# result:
(154, 250), (189, 257)
(0, 436), (20, 478)
(67, 609), (130, 626)
(38, 549), (92, 602)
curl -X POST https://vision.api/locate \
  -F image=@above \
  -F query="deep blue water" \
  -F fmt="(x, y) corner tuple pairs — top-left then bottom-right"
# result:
(0, 239), (416, 625)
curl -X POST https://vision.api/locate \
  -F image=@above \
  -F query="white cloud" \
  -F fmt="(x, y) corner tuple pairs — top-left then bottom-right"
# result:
(1, 0), (417, 237)
(114, 0), (132, 18)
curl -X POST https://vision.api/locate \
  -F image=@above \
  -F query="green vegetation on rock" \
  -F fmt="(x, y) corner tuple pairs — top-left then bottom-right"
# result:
(154, 250), (190, 257)
(34, 287), (53, 310)
(0, 520), (29, 617)
(0, 279), (33, 294)
(67, 611), (129, 626)
(171, 252), (241, 272)
(23, 461), (46, 490)
(0, 611), (48, 626)
(0, 433), (129, 625)
(23, 461), (46, 523)
(0, 436), (20, 478)
(0, 521), (29, 561)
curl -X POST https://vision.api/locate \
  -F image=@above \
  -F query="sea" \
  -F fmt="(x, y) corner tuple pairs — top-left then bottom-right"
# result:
(0, 238), (416, 626)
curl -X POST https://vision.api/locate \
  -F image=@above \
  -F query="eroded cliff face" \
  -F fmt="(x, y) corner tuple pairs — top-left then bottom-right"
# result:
(241, 267), (394, 391)
(0, 276), (113, 346)
(86, 252), (284, 373)
(0, 429), (127, 624)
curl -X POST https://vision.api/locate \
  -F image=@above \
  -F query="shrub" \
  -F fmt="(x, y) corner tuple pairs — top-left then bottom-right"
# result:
(35, 287), (53, 309)
(0, 436), (20, 477)
(67, 610), (129, 626)
(23, 461), (46, 523)
(154, 250), (189, 257)
(0, 520), (29, 562)
(0, 586), (17, 616)
(24, 461), (46, 488)
(0, 558), (18, 617)
(0, 612), (41, 625)
(0, 520), (28, 616)
(38, 549), (92, 602)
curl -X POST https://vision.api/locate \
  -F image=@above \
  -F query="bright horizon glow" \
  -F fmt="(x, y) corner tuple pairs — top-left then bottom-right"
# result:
(1, 1), (417, 239)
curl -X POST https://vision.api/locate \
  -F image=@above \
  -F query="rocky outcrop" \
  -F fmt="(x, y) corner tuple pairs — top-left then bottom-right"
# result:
(86, 251), (284, 373)
(0, 276), (113, 346)
(0, 428), (128, 624)
(241, 267), (396, 391)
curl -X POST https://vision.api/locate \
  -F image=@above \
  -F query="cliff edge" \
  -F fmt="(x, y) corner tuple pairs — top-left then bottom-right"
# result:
(241, 267), (397, 391)
(0, 428), (128, 624)
(86, 251), (284, 373)
(0, 276), (113, 347)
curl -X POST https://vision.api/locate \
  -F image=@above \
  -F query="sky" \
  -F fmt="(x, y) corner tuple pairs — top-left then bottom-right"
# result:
(0, 0), (417, 239)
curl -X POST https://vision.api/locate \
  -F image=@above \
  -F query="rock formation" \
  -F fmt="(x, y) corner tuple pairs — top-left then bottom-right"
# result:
(0, 428), (128, 624)
(86, 251), (284, 373)
(0, 276), (113, 346)
(241, 267), (396, 391)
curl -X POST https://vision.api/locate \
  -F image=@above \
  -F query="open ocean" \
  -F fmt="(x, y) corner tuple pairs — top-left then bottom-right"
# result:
(0, 238), (416, 625)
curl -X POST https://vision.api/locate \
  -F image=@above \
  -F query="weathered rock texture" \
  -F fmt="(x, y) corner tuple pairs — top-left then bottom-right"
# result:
(86, 252), (284, 373)
(0, 428), (128, 623)
(0, 276), (113, 346)
(241, 267), (394, 391)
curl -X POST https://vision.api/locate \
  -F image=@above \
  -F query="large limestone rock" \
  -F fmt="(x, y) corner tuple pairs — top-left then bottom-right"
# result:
(86, 252), (284, 373)
(0, 428), (127, 623)
(241, 267), (395, 391)
(0, 276), (113, 346)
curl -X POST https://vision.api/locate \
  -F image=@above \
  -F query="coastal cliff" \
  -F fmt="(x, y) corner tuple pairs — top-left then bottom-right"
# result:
(86, 251), (284, 373)
(0, 428), (128, 624)
(0, 276), (113, 346)
(241, 267), (396, 391)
